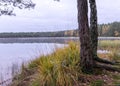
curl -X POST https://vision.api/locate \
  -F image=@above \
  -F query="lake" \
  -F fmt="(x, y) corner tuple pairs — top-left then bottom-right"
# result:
(0, 37), (71, 85)
(0, 43), (66, 85)
(0, 37), (120, 85)
(0, 37), (120, 43)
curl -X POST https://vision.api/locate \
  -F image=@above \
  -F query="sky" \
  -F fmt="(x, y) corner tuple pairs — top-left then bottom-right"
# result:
(0, 0), (120, 32)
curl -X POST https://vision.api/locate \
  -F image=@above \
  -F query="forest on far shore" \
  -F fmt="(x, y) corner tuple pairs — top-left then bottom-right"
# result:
(0, 21), (120, 38)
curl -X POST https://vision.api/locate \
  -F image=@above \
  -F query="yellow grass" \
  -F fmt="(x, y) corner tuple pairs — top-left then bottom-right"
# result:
(28, 42), (81, 86)
(11, 40), (120, 86)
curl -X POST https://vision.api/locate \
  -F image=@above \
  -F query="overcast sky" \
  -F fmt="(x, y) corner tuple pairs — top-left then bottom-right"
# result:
(0, 0), (120, 32)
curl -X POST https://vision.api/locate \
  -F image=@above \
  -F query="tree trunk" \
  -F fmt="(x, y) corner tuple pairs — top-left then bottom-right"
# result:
(89, 0), (115, 65)
(77, 0), (94, 73)
(89, 0), (98, 59)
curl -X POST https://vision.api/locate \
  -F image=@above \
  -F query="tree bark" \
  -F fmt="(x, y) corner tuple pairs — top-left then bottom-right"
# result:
(89, 0), (98, 59)
(77, 0), (94, 73)
(89, 0), (117, 65)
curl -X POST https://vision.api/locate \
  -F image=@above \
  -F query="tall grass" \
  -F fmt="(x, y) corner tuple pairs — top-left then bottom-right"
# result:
(11, 40), (120, 86)
(28, 42), (80, 86)
(98, 40), (120, 50)
(98, 40), (120, 61)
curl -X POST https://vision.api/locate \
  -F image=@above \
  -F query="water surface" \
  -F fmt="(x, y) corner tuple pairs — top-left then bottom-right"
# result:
(0, 42), (65, 85)
(0, 37), (119, 85)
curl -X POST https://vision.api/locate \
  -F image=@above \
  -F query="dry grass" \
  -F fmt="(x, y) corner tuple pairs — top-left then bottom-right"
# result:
(11, 40), (120, 86)
(98, 40), (120, 61)
(28, 42), (80, 86)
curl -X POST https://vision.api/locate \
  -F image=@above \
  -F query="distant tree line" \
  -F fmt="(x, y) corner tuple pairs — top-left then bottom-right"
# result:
(0, 22), (120, 38)
(98, 22), (120, 37)
(0, 30), (78, 38)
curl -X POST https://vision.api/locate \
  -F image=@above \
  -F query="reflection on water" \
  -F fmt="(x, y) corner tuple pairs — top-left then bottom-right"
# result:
(0, 43), (65, 85)
(0, 37), (120, 43)
(0, 37), (78, 44)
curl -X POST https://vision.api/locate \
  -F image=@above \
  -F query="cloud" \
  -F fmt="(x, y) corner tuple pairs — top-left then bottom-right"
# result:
(97, 0), (120, 23)
(0, 0), (120, 32)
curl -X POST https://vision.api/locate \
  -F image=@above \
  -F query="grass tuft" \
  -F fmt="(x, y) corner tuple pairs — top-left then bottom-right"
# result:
(28, 42), (80, 86)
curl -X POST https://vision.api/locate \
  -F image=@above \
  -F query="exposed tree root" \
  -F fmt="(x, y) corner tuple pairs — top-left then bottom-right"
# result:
(94, 56), (120, 65)
(93, 55), (120, 72)
(114, 61), (120, 64)
(94, 63), (120, 72)
(94, 57), (115, 65)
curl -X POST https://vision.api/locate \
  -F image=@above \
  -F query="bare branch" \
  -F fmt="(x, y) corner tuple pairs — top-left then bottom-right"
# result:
(0, 0), (35, 15)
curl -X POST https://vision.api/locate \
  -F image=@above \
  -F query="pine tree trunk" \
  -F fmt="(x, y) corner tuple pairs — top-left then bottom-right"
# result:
(77, 0), (94, 73)
(89, 0), (116, 65)
(89, 0), (98, 58)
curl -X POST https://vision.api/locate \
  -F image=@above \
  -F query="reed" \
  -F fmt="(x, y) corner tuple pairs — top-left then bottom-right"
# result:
(98, 40), (120, 50)
(98, 40), (120, 61)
